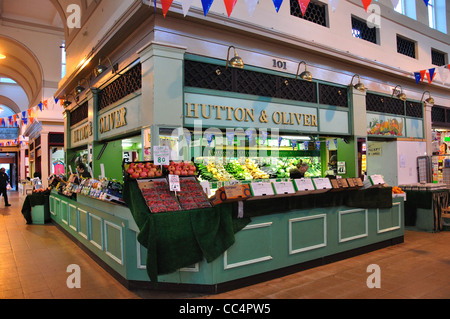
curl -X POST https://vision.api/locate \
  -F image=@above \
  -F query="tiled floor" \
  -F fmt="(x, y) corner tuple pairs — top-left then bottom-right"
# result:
(1, 191), (450, 299)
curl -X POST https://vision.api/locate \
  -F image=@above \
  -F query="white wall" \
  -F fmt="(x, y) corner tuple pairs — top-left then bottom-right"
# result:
(397, 140), (427, 184)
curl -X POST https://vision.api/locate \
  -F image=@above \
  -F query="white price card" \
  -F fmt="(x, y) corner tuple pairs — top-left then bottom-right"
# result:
(251, 182), (275, 197)
(312, 178), (332, 190)
(168, 174), (180, 192)
(272, 181), (296, 195)
(153, 146), (170, 166)
(294, 178), (315, 191)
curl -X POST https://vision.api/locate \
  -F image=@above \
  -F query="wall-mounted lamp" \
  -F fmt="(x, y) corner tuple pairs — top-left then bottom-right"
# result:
(94, 57), (116, 77)
(226, 46), (244, 69)
(75, 78), (91, 95)
(295, 61), (312, 81)
(391, 85), (407, 101)
(420, 91), (435, 106)
(62, 94), (74, 108)
(349, 74), (366, 92)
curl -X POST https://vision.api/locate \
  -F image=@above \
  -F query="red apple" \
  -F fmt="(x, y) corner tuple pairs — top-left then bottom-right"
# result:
(127, 168), (135, 174)
(181, 170), (188, 176)
(145, 162), (152, 169)
(135, 168), (142, 174)
(140, 171), (148, 178)
(174, 170), (181, 175)
(137, 163), (144, 169)
(155, 170), (162, 177)
(148, 171), (155, 178)
(129, 163), (136, 169)
(168, 166), (175, 172)
(131, 172), (140, 179)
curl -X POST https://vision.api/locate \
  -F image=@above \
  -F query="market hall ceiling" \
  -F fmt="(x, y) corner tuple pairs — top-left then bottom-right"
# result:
(0, 0), (99, 110)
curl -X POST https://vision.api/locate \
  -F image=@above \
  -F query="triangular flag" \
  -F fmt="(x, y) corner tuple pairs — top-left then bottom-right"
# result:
(272, 0), (283, 12)
(391, 0), (400, 9)
(420, 70), (427, 82)
(361, 0), (372, 11)
(161, 0), (174, 17)
(22, 111), (27, 119)
(54, 96), (59, 104)
(245, 0), (258, 16)
(30, 117), (35, 124)
(201, 0), (214, 15)
(43, 100), (48, 109)
(427, 68), (436, 84)
(22, 118), (28, 126)
(414, 72), (422, 84)
(423, 0), (429, 6)
(298, 0), (310, 15)
(438, 65), (448, 84)
(181, 0), (194, 16)
(13, 114), (17, 122)
(224, 0), (237, 17)
(38, 102), (43, 111)
(328, 0), (340, 12)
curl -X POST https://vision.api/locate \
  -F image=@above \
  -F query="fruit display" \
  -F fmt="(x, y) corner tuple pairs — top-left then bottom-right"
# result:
(166, 161), (197, 176)
(137, 178), (181, 213)
(392, 186), (404, 194)
(225, 160), (253, 180)
(176, 177), (211, 210)
(203, 162), (235, 181)
(196, 162), (218, 181)
(125, 162), (163, 179)
(272, 158), (321, 178)
(242, 159), (270, 180)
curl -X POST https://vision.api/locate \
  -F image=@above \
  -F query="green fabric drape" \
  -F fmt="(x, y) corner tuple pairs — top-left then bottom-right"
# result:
(123, 179), (250, 284)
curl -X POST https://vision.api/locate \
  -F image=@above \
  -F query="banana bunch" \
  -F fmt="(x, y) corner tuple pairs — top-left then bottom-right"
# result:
(244, 159), (270, 180)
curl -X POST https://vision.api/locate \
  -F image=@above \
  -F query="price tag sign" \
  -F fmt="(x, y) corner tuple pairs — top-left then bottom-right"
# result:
(312, 178), (332, 190)
(294, 178), (315, 191)
(251, 182), (275, 197)
(168, 174), (180, 192)
(153, 146), (170, 165)
(272, 181), (296, 195)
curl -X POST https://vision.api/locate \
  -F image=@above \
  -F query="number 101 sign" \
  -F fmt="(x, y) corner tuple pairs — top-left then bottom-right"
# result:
(153, 146), (170, 165)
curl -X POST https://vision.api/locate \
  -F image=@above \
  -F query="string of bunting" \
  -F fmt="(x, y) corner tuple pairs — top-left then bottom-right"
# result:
(158, 0), (432, 18)
(0, 96), (63, 130)
(414, 64), (450, 85)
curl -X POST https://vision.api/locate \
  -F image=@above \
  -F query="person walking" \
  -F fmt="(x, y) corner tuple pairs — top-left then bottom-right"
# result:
(0, 168), (11, 207)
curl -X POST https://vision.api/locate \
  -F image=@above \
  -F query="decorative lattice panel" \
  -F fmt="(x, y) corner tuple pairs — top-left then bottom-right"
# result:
(290, 0), (327, 27)
(70, 101), (89, 127)
(431, 106), (445, 123)
(98, 63), (142, 111)
(366, 93), (405, 116)
(397, 35), (416, 58)
(319, 84), (348, 107)
(351, 16), (377, 44)
(431, 49), (446, 66)
(405, 102), (423, 118)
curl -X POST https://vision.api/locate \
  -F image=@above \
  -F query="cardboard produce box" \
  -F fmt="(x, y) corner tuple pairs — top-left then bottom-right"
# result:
(210, 184), (252, 205)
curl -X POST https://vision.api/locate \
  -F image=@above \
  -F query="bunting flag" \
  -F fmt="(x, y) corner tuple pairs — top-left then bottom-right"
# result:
(161, 0), (174, 17)
(390, 0), (400, 8)
(423, 0), (429, 6)
(420, 70), (427, 82)
(278, 136), (283, 147)
(181, 0), (194, 16)
(438, 65), (449, 84)
(427, 68), (436, 84)
(272, 0), (283, 12)
(226, 132), (235, 145)
(184, 132), (191, 146)
(361, 0), (372, 11)
(43, 100), (48, 109)
(328, 0), (340, 12)
(38, 102), (43, 111)
(316, 141), (321, 151)
(201, 0), (214, 16)
(303, 141), (309, 149)
(205, 133), (214, 146)
(290, 140), (298, 150)
(261, 130), (268, 144)
(298, 0), (310, 15)
(245, 0), (258, 16)
(224, 0), (237, 17)
(414, 72), (422, 84)
(245, 129), (254, 144)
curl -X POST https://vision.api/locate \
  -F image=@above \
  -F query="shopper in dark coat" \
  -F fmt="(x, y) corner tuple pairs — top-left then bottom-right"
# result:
(0, 168), (11, 206)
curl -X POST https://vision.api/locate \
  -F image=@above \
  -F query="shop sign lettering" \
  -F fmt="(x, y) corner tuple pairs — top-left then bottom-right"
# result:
(73, 122), (93, 143)
(99, 107), (127, 134)
(185, 103), (318, 128)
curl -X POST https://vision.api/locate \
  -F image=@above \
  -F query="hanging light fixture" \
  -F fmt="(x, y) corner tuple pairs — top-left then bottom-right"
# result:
(420, 91), (435, 106)
(75, 78), (91, 95)
(94, 57), (115, 77)
(295, 61), (312, 81)
(226, 46), (244, 69)
(391, 85), (407, 101)
(63, 94), (73, 108)
(349, 74), (366, 92)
